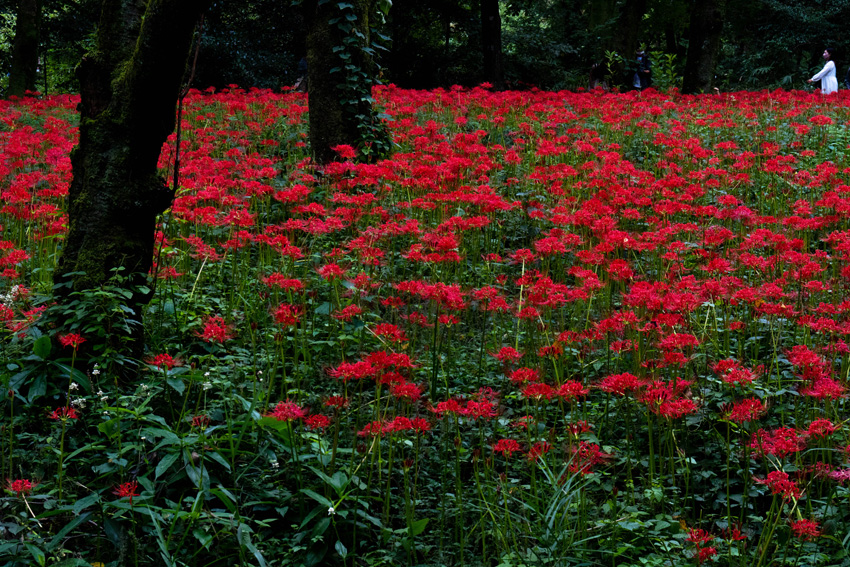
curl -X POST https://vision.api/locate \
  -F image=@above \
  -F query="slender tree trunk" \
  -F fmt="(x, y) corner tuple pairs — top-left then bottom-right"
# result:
(682, 0), (725, 94)
(481, 0), (504, 89)
(304, 0), (386, 164)
(56, 0), (208, 363)
(8, 0), (40, 98)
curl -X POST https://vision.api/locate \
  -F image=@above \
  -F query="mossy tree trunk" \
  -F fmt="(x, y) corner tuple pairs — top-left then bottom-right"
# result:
(55, 0), (207, 360)
(303, 0), (387, 164)
(8, 0), (40, 98)
(682, 0), (725, 94)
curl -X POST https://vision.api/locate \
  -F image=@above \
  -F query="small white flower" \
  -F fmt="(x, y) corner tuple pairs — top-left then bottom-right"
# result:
(270, 460), (279, 470)
(69, 382), (79, 391)
(327, 507), (335, 516)
(92, 368), (101, 376)
(203, 382), (213, 391)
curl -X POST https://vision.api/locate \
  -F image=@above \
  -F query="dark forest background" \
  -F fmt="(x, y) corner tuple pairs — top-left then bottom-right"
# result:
(1, 0), (849, 95)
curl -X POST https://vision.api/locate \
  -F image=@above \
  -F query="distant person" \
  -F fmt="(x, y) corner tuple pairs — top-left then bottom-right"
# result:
(589, 62), (609, 91)
(631, 50), (651, 90)
(808, 48), (837, 94)
(844, 65), (850, 90)
(294, 56), (308, 92)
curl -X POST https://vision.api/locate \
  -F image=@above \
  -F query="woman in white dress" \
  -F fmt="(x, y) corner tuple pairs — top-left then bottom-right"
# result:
(808, 48), (838, 94)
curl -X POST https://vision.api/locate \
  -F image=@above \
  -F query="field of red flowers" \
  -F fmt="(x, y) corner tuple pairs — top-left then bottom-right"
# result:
(2, 86), (850, 566)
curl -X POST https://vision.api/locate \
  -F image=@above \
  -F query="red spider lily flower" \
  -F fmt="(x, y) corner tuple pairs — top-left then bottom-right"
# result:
(48, 406), (79, 421)
(790, 519), (821, 540)
(727, 398), (766, 423)
(555, 381), (589, 401)
(373, 323), (408, 342)
(113, 481), (140, 504)
(324, 395), (350, 409)
(273, 303), (302, 326)
(749, 428), (805, 458)
(430, 398), (465, 416)
(568, 442), (612, 475)
(58, 333), (86, 350)
(508, 367), (540, 384)
(491, 346), (523, 363)
(807, 419), (838, 439)
(522, 382), (554, 401)
(526, 441), (551, 462)
(304, 414), (331, 431)
(656, 398), (698, 419)
(753, 470), (802, 500)
(492, 438), (522, 458)
(686, 528), (714, 545)
(148, 353), (177, 370)
(317, 263), (346, 281)
(597, 373), (641, 395)
(266, 401), (306, 422)
(465, 399), (498, 420)
(333, 304), (363, 321)
(390, 382), (422, 402)
(191, 415), (210, 429)
(263, 274), (304, 291)
(6, 479), (34, 497)
(198, 315), (234, 343)
(331, 144), (357, 160)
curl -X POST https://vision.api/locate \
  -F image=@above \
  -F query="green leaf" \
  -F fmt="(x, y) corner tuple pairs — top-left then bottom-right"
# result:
(166, 377), (185, 395)
(155, 452), (180, 479)
(33, 335), (51, 359)
(71, 494), (99, 516)
(334, 540), (348, 558)
(301, 488), (333, 509)
(24, 543), (45, 566)
(409, 517), (429, 537)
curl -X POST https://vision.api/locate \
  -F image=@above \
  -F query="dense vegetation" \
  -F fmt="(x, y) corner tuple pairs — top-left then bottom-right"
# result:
(3, 86), (850, 565)
(3, 0), (850, 94)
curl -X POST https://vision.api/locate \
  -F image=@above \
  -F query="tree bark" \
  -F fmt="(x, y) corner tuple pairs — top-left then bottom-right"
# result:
(615, 0), (647, 59)
(8, 0), (40, 98)
(481, 0), (504, 89)
(303, 0), (386, 164)
(56, 0), (208, 361)
(682, 0), (725, 94)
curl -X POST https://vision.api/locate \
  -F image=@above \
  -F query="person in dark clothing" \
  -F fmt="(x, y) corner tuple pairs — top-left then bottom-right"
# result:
(845, 65), (850, 90)
(630, 50), (651, 90)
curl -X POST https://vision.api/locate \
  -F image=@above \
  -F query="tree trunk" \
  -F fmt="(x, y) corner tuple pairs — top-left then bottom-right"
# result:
(481, 0), (504, 89)
(55, 0), (208, 363)
(303, 0), (387, 164)
(615, 0), (647, 59)
(682, 0), (725, 94)
(8, 0), (40, 98)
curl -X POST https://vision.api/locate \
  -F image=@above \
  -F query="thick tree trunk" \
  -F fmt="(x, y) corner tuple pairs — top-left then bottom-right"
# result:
(303, 0), (386, 164)
(615, 0), (647, 59)
(481, 0), (504, 90)
(8, 0), (40, 98)
(682, 0), (725, 94)
(56, 0), (207, 362)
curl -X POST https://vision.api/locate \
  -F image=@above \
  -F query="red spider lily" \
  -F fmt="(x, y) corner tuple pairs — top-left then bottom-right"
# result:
(790, 519), (821, 540)
(727, 398), (766, 423)
(6, 478), (35, 497)
(753, 471), (802, 500)
(58, 333), (86, 350)
(113, 481), (140, 504)
(48, 406), (79, 420)
(324, 395), (350, 409)
(304, 414), (331, 431)
(191, 415), (210, 429)
(568, 442), (612, 475)
(266, 401), (306, 422)
(749, 427), (805, 458)
(492, 438), (522, 458)
(807, 419), (838, 439)
(273, 303), (302, 326)
(390, 382), (422, 402)
(198, 315), (234, 343)
(148, 353), (177, 370)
